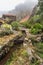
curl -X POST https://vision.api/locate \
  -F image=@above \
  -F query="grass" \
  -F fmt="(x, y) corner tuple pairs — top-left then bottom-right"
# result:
(21, 50), (29, 57)
(33, 42), (43, 58)
(30, 60), (40, 65)
(4, 52), (18, 65)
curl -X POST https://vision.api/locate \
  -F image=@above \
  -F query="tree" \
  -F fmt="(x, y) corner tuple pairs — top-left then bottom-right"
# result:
(11, 21), (20, 30)
(38, 0), (43, 20)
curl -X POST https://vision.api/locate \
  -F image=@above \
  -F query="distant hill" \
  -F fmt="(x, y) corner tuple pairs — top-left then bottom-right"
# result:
(0, 0), (38, 21)
(9, 0), (38, 21)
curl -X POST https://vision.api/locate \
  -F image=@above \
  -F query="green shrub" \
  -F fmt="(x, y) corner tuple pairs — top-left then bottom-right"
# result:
(21, 15), (41, 29)
(11, 21), (20, 30)
(33, 42), (43, 58)
(21, 21), (31, 28)
(31, 23), (43, 34)
(1, 24), (13, 35)
(29, 15), (40, 24)
(33, 23), (43, 29)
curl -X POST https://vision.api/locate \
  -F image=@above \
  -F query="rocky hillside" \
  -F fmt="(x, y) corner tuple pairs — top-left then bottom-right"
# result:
(0, 0), (43, 65)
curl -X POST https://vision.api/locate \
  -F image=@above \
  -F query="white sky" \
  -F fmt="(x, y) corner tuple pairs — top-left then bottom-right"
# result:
(0, 0), (38, 11)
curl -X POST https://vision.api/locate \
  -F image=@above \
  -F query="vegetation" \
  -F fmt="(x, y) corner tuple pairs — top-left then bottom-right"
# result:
(0, 24), (13, 36)
(4, 51), (18, 65)
(21, 21), (31, 28)
(33, 42), (43, 58)
(37, 0), (43, 23)
(21, 50), (29, 57)
(11, 21), (20, 30)
(0, 0), (43, 65)
(31, 23), (43, 34)
(29, 15), (40, 23)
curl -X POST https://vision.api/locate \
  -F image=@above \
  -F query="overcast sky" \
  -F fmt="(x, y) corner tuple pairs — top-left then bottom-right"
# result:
(0, 0), (38, 11)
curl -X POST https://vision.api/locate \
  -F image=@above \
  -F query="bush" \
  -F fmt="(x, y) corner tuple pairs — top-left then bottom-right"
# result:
(33, 42), (43, 58)
(33, 23), (43, 29)
(31, 23), (43, 34)
(29, 15), (40, 24)
(21, 21), (31, 28)
(11, 21), (20, 30)
(1, 24), (13, 35)
(21, 15), (40, 29)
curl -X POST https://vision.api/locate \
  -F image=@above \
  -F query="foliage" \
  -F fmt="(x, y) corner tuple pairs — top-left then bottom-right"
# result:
(28, 0), (43, 26)
(30, 60), (40, 65)
(29, 15), (40, 23)
(31, 23), (43, 34)
(21, 15), (42, 29)
(38, 0), (43, 14)
(11, 21), (20, 30)
(4, 52), (17, 65)
(37, 0), (43, 22)
(21, 21), (32, 28)
(0, 24), (13, 35)
(33, 42), (43, 58)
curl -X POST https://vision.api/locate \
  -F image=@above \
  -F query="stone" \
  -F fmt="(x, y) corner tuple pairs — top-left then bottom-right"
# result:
(36, 36), (41, 42)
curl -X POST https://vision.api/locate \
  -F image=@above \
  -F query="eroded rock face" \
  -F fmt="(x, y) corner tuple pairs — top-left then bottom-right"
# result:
(0, 31), (24, 60)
